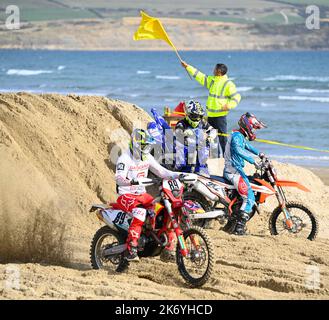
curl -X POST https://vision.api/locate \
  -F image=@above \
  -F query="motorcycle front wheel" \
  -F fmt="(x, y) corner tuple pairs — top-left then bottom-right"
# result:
(269, 202), (318, 240)
(176, 226), (214, 288)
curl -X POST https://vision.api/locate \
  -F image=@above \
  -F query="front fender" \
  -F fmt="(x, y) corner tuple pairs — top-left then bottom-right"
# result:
(276, 180), (310, 192)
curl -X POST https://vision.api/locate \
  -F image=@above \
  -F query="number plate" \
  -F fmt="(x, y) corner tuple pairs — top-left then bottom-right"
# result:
(163, 179), (182, 191)
(103, 209), (130, 230)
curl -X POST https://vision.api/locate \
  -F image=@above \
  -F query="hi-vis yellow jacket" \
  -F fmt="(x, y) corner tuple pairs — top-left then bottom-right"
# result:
(186, 64), (241, 117)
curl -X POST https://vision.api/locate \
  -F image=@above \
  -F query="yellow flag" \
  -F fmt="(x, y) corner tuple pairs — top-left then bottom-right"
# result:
(133, 11), (176, 49)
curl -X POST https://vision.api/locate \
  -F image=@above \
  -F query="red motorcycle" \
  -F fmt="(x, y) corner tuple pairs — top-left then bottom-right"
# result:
(89, 174), (214, 288)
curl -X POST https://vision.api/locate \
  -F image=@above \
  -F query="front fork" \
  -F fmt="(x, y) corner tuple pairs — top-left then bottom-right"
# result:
(163, 199), (199, 257)
(181, 206), (201, 248)
(274, 185), (293, 229)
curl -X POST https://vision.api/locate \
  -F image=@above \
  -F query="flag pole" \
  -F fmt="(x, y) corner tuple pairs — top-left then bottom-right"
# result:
(172, 45), (192, 80)
(173, 48), (183, 62)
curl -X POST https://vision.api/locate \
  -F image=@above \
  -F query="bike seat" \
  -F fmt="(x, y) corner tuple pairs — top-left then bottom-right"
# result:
(110, 203), (122, 210)
(209, 175), (233, 185)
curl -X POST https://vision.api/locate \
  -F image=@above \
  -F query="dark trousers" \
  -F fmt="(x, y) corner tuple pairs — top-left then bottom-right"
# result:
(208, 116), (227, 157)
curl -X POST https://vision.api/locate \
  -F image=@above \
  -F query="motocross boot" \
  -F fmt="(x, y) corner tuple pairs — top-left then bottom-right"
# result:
(116, 259), (129, 273)
(222, 211), (238, 233)
(233, 211), (250, 236)
(125, 217), (143, 262)
(125, 244), (139, 262)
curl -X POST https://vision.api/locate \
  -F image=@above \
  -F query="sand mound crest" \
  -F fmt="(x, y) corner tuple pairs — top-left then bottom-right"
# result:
(0, 93), (150, 265)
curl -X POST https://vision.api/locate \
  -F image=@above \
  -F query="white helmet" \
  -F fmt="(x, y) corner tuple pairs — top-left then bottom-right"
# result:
(185, 100), (205, 128)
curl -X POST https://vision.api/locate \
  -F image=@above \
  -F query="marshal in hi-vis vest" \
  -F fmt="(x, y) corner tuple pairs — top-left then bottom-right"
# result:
(186, 64), (241, 117)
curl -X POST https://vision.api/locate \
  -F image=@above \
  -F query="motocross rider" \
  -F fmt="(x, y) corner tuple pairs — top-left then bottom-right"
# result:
(175, 100), (217, 176)
(223, 112), (267, 235)
(115, 128), (181, 262)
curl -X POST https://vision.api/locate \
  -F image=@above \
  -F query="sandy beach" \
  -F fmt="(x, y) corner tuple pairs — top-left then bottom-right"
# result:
(308, 167), (329, 186)
(0, 93), (328, 300)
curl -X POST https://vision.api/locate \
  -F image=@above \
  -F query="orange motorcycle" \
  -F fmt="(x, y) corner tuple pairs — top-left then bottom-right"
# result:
(184, 156), (318, 240)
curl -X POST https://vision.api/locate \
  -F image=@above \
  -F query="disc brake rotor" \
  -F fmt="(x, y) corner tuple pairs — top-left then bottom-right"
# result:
(190, 246), (207, 267)
(283, 216), (304, 233)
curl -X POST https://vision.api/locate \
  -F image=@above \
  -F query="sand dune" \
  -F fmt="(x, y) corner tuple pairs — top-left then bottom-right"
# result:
(0, 93), (328, 299)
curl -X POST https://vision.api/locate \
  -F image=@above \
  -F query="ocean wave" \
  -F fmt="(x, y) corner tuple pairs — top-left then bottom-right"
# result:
(57, 66), (66, 71)
(252, 86), (286, 92)
(270, 155), (329, 161)
(261, 102), (276, 107)
(263, 75), (329, 82)
(6, 69), (53, 76)
(156, 75), (181, 80)
(296, 88), (329, 94)
(278, 95), (329, 103)
(237, 86), (253, 92)
(127, 93), (141, 98)
(137, 70), (151, 74)
(237, 86), (285, 93)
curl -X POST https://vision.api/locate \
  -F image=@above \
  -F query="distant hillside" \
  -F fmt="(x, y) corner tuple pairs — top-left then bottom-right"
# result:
(1, 0), (328, 24)
(0, 0), (328, 50)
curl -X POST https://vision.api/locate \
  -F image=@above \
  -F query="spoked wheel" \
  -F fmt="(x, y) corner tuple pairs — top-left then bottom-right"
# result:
(269, 202), (318, 240)
(176, 226), (214, 288)
(183, 191), (212, 228)
(90, 226), (127, 271)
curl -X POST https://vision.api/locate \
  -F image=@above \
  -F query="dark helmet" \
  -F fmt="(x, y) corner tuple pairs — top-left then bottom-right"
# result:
(185, 100), (205, 128)
(129, 128), (155, 160)
(238, 112), (266, 141)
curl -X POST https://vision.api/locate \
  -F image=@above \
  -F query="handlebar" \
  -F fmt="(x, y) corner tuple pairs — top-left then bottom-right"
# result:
(260, 157), (271, 168)
(130, 174), (197, 187)
(255, 156), (278, 181)
(130, 177), (162, 186)
(179, 173), (198, 183)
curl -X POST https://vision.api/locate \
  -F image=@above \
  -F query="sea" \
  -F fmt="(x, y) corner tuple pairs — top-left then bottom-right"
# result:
(0, 50), (328, 167)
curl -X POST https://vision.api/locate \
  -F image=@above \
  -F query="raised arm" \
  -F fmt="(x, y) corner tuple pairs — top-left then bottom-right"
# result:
(182, 61), (212, 89)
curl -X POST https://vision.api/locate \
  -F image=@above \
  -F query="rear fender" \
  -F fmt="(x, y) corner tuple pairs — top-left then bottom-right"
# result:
(276, 180), (310, 192)
(89, 204), (107, 212)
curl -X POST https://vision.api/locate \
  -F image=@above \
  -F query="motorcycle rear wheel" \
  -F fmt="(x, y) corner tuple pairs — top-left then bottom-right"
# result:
(90, 226), (127, 271)
(176, 226), (214, 288)
(269, 202), (318, 240)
